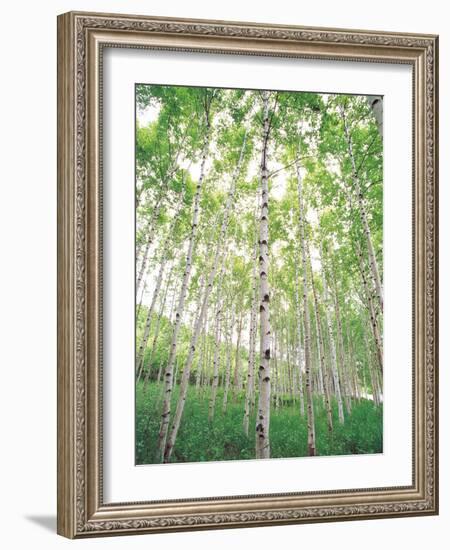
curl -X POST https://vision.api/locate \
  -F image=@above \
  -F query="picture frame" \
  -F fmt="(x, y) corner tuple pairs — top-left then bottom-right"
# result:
(57, 10), (439, 538)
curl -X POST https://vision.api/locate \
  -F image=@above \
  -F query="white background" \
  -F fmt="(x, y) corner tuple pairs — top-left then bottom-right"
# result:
(0, 0), (447, 548)
(103, 49), (412, 502)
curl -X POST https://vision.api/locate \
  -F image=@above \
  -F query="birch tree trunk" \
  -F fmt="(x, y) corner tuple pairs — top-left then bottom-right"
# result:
(195, 314), (208, 389)
(255, 91), (273, 459)
(296, 162), (316, 456)
(346, 320), (360, 400)
(307, 243), (333, 431)
(208, 298), (223, 422)
(294, 254), (306, 416)
(223, 305), (235, 412)
(151, 268), (174, 386)
(329, 260), (352, 414)
(284, 326), (295, 401)
(243, 306), (256, 433)
(157, 122), (211, 461)
(320, 246), (345, 423)
(243, 209), (259, 433)
(362, 312), (382, 404)
(272, 332), (280, 410)
(199, 317), (210, 392)
(136, 279), (148, 321)
(355, 240), (383, 373)
(287, 324), (298, 401)
(233, 314), (243, 395)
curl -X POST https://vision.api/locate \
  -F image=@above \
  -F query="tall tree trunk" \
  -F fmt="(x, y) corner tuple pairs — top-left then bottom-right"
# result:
(272, 331), (280, 410)
(341, 106), (383, 312)
(243, 306), (256, 433)
(157, 121), (211, 461)
(355, 239), (383, 373)
(255, 91), (272, 460)
(329, 258), (352, 414)
(284, 326), (294, 401)
(307, 242), (333, 431)
(362, 312), (382, 405)
(173, 356), (179, 387)
(223, 305), (234, 412)
(296, 162), (316, 457)
(310, 312), (324, 398)
(243, 209), (259, 434)
(136, 278), (148, 321)
(346, 319), (360, 400)
(233, 313), (243, 395)
(208, 298), (223, 422)
(200, 317), (211, 394)
(195, 313), (208, 389)
(294, 257), (306, 416)
(288, 322), (298, 400)
(320, 245), (345, 423)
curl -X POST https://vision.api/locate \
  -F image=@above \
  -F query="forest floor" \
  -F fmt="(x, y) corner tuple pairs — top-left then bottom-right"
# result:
(136, 381), (383, 464)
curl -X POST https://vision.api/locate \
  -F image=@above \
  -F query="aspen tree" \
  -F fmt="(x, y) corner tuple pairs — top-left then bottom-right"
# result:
(296, 161), (316, 456)
(255, 91), (273, 459)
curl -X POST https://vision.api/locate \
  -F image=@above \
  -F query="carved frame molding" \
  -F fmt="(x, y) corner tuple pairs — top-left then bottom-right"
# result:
(57, 11), (438, 538)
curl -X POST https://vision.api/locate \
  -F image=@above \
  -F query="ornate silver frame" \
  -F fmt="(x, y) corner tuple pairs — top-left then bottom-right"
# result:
(57, 11), (439, 538)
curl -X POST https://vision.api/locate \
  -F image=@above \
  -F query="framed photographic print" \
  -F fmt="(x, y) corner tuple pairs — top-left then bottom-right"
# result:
(57, 11), (439, 538)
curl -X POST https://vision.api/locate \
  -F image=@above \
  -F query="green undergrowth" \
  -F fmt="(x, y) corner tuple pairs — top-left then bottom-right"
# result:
(136, 381), (382, 465)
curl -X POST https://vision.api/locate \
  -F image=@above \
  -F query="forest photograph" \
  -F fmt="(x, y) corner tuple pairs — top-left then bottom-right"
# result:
(135, 83), (383, 465)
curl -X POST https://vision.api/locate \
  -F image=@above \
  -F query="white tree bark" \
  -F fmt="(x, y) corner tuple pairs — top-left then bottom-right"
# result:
(255, 91), (272, 459)
(296, 162), (316, 456)
(355, 239), (383, 373)
(307, 242), (333, 432)
(272, 331), (280, 410)
(346, 320), (361, 400)
(328, 260), (352, 414)
(285, 325), (295, 400)
(243, 238), (258, 434)
(294, 256), (306, 416)
(149, 265), (173, 387)
(208, 297), (224, 422)
(195, 312), (208, 389)
(223, 305), (235, 412)
(233, 314), (243, 394)
(320, 247), (345, 424)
